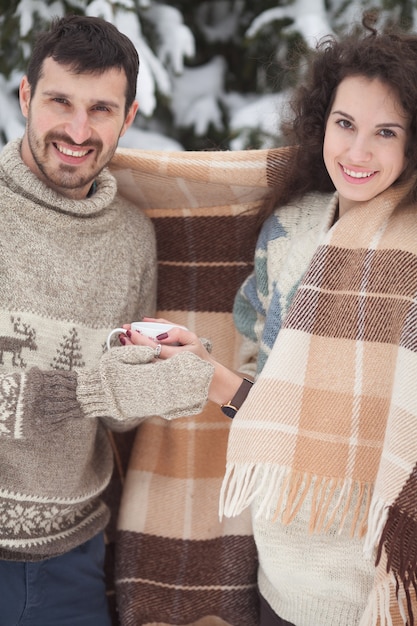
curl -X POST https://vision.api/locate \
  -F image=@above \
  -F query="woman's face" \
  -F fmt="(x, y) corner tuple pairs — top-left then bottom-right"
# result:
(323, 75), (409, 216)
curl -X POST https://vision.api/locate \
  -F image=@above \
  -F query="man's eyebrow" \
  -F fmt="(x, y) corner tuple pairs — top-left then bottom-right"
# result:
(93, 99), (122, 110)
(41, 90), (121, 109)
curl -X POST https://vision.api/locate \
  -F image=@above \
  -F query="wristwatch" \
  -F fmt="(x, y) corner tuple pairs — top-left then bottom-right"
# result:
(221, 378), (253, 418)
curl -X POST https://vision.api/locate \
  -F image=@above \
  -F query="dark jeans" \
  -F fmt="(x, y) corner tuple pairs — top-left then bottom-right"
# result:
(0, 533), (112, 626)
(260, 593), (296, 626)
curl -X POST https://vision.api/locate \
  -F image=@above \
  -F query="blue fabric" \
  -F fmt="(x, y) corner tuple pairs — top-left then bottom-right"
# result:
(0, 533), (112, 626)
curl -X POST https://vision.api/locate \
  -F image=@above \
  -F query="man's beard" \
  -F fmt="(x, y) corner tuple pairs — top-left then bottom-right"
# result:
(26, 124), (113, 192)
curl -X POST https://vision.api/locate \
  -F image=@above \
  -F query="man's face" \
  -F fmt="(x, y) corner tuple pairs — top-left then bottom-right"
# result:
(19, 57), (138, 199)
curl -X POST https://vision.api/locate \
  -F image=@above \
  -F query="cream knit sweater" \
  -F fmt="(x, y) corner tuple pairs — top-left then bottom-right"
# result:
(0, 139), (213, 561)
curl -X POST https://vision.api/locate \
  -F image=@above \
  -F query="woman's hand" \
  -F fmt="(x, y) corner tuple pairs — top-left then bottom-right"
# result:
(121, 317), (211, 361)
(120, 317), (247, 407)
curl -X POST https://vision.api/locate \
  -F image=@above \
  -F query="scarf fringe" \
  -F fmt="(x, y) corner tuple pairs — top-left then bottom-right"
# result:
(359, 576), (396, 626)
(219, 463), (285, 520)
(359, 570), (413, 626)
(363, 495), (389, 559)
(220, 463), (373, 537)
(376, 504), (417, 626)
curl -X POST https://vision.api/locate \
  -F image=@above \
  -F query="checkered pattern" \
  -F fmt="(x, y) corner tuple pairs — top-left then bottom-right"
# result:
(221, 174), (417, 626)
(106, 146), (294, 625)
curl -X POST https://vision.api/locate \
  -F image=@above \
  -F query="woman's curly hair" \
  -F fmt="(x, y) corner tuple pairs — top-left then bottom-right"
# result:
(259, 11), (417, 223)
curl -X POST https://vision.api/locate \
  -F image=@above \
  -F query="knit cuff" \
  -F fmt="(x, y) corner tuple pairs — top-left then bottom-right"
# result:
(76, 361), (115, 421)
(24, 368), (82, 433)
(76, 345), (158, 422)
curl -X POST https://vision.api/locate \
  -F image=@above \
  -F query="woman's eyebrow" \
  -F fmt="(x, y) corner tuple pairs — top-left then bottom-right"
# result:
(331, 109), (406, 130)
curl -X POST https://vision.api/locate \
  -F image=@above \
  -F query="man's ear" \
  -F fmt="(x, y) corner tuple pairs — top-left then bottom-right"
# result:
(19, 75), (31, 118)
(120, 100), (139, 137)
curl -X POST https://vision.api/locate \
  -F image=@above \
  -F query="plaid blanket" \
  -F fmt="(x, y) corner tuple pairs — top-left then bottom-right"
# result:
(220, 174), (417, 625)
(105, 146), (294, 626)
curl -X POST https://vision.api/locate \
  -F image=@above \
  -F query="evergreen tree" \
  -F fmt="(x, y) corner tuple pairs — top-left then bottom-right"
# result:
(0, 0), (415, 151)
(52, 327), (85, 371)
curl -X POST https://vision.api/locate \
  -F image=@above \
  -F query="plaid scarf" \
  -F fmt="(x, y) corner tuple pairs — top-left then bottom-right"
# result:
(220, 174), (417, 625)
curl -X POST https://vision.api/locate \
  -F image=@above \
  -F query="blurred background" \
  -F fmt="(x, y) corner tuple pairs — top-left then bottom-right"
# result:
(0, 0), (415, 152)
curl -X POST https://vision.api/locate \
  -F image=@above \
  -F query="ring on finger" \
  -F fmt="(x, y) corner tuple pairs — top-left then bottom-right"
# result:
(154, 343), (162, 358)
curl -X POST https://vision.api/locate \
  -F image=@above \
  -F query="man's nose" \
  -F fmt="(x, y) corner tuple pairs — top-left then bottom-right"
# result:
(63, 110), (92, 145)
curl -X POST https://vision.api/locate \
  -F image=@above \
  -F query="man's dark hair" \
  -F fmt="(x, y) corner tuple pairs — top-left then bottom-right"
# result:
(27, 14), (139, 115)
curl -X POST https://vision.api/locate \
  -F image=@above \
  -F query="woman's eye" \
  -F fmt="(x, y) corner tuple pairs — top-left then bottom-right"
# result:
(379, 128), (395, 138)
(337, 119), (352, 129)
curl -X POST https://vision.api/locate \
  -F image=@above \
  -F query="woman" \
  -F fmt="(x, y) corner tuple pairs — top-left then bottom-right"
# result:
(123, 13), (417, 626)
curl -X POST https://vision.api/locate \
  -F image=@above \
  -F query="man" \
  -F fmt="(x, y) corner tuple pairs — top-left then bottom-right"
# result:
(0, 14), (212, 625)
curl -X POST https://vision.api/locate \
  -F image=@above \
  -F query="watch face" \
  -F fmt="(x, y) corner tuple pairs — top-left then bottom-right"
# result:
(221, 405), (237, 419)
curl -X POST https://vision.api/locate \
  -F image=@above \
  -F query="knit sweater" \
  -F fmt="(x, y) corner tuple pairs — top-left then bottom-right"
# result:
(0, 139), (213, 562)
(234, 190), (337, 378)
(232, 191), (378, 626)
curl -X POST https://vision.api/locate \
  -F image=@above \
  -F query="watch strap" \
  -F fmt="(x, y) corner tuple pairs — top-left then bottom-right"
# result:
(221, 378), (253, 418)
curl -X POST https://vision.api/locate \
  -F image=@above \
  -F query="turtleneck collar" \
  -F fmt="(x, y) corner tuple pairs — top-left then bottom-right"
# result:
(0, 138), (117, 218)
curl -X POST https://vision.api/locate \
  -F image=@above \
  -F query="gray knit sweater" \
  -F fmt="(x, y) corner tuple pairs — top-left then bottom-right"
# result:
(0, 139), (213, 561)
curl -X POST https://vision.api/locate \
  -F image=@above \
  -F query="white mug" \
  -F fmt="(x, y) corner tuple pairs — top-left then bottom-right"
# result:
(106, 321), (187, 350)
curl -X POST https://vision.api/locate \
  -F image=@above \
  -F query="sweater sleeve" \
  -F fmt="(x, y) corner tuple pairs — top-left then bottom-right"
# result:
(0, 346), (214, 439)
(0, 368), (81, 439)
(232, 215), (274, 378)
(76, 345), (214, 428)
(232, 272), (264, 379)
(233, 198), (331, 377)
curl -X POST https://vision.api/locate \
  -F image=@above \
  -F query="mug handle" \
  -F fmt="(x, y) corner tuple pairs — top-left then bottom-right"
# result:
(106, 327), (127, 350)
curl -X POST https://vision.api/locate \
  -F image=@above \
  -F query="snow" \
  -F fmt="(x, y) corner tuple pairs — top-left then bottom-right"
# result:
(227, 92), (290, 150)
(170, 57), (227, 135)
(196, 1), (245, 43)
(3, 0), (414, 152)
(146, 4), (195, 74)
(246, 0), (333, 47)
(120, 125), (183, 151)
(17, 0), (64, 37)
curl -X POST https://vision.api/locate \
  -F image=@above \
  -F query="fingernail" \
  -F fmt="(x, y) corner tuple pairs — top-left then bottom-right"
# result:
(156, 332), (168, 340)
(126, 330), (131, 337)
(119, 335), (126, 345)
